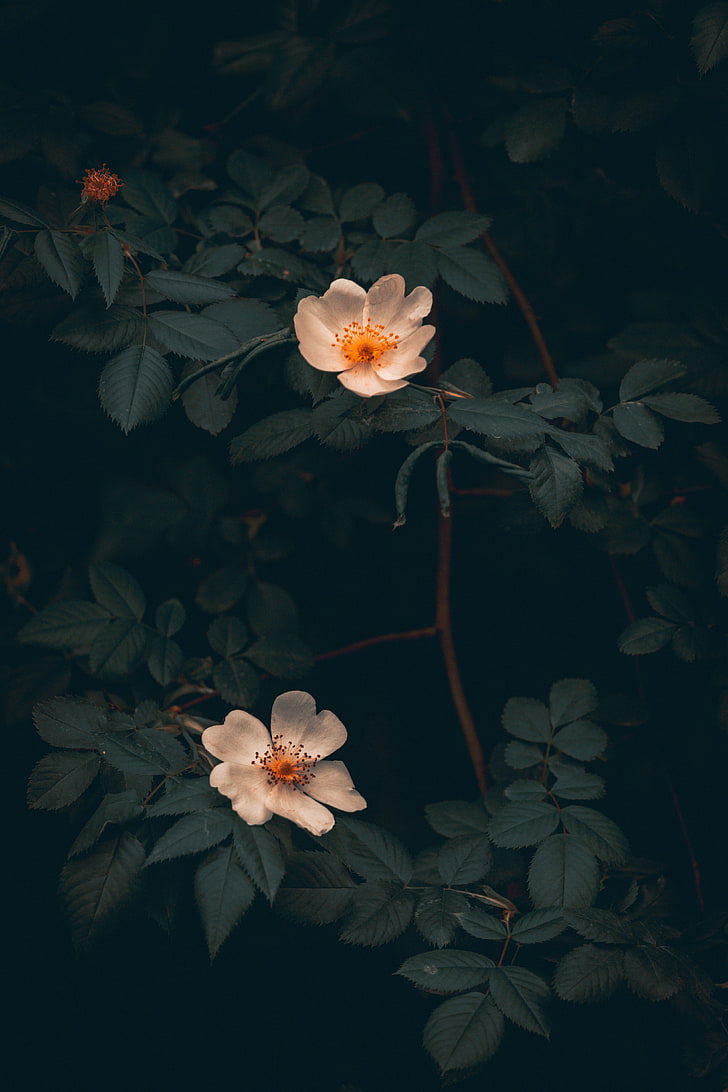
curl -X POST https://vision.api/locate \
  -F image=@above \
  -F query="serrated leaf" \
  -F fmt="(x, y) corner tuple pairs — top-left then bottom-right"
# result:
(247, 581), (297, 635)
(549, 429), (613, 472)
(505, 98), (567, 163)
(18, 600), (111, 649)
(0, 195), (48, 227)
(195, 566), (249, 613)
(372, 192), (416, 237)
(351, 238), (398, 282)
(149, 311), (239, 360)
(243, 635), (313, 679)
(258, 204), (304, 243)
(122, 169), (177, 224)
(146, 809), (235, 865)
(692, 2), (728, 74)
(549, 678), (599, 727)
(27, 751), (100, 810)
(34, 229), (84, 298)
(529, 446), (583, 527)
(564, 908), (639, 944)
(89, 562), (146, 619)
(321, 816), (412, 883)
(618, 616), (677, 655)
(68, 790), (144, 857)
(528, 835), (600, 908)
(203, 298), (281, 343)
(503, 741), (544, 769)
(510, 908), (566, 943)
(424, 992), (504, 1072)
(147, 634), (184, 686)
(641, 392), (720, 423)
(52, 303), (144, 353)
(552, 719), (608, 761)
(398, 949), (495, 991)
(437, 247), (508, 304)
(389, 240), (439, 291)
(88, 619), (150, 677)
(144, 269), (236, 304)
(612, 402), (664, 449)
(488, 966), (551, 1036)
(502, 696), (552, 742)
(276, 850), (356, 923)
(207, 615), (249, 656)
(415, 888), (472, 947)
(95, 727), (169, 776)
(504, 779), (548, 800)
(415, 212), (491, 247)
(59, 832), (145, 949)
(299, 215), (340, 252)
(146, 778), (218, 817)
(340, 882), (415, 946)
(226, 149), (274, 205)
(449, 398), (545, 441)
(229, 409), (314, 464)
(213, 657), (260, 706)
(618, 358), (686, 401)
(195, 843), (256, 958)
(33, 696), (106, 748)
(438, 834), (493, 885)
(233, 818), (286, 902)
(653, 531), (702, 588)
(488, 802), (559, 848)
(339, 182), (385, 222)
(258, 165), (310, 211)
(622, 946), (684, 1000)
(155, 598), (185, 637)
(92, 229), (124, 307)
(553, 943), (625, 1002)
(457, 907), (509, 941)
(551, 768), (605, 801)
(182, 367), (239, 436)
(184, 244), (246, 277)
(99, 345), (173, 433)
(424, 800), (489, 838)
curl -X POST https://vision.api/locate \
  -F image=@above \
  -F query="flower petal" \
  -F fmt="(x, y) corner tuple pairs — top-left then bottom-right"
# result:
(271, 691), (348, 757)
(297, 279), (365, 334)
(202, 711), (271, 765)
(364, 276), (432, 335)
(307, 759), (367, 813)
(267, 783), (335, 836)
(293, 309), (348, 372)
(209, 763), (273, 825)
(375, 324), (434, 380)
(337, 365), (407, 396)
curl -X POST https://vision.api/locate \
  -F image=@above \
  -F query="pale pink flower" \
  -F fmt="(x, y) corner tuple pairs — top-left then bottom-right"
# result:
(202, 691), (366, 836)
(293, 273), (435, 397)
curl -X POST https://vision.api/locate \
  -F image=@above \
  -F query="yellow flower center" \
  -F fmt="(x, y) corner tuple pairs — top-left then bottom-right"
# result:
(252, 734), (319, 788)
(332, 321), (399, 367)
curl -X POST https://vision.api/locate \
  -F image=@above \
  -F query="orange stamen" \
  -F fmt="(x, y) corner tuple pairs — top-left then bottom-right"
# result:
(332, 321), (399, 368)
(252, 734), (319, 790)
(77, 164), (124, 205)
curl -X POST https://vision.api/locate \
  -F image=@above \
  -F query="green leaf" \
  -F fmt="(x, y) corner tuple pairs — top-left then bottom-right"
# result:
(502, 696), (552, 742)
(27, 751), (100, 810)
(548, 429), (613, 472)
(653, 531), (702, 588)
(144, 269), (236, 304)
(92, 229), (124, 307)
(351, 238), (398, 282)
(622, 946), (684, 1000)
(549, 678), (599, 727)
(258, 204), (304, 242)
(233, 818), (286, 902)
(647, 583), (695, 622)
(560, 807), (629, 864)
(95, 726), (170, 776)
(553, 943), (625, 1002)
(33, 696), (106, 748)
(194, 843), (256, 958)
(505, 98), (567, 163)
(438, 834), (493, 885)
(59, 832), (145, 950)
(88, 619), (150, 676)
(182, 367), (238, 436)
(99, 345), (173, 433)
(424, 800), (489, 837)
(550, 768), (605, 801)
(18, 601), (111, 649)
(243, 635), (313, 679)
(0, 195), (48, 227)
(488, 966), (551, 1037)
(184, 244), (246, 277)
(207, 615), (249, 656)
(416, 888), (472, 947)
(528, 446), (583, 527)
(528, 835), (600, 909)
(276, 850), (356, 923)
(564, 908), (640, 944)
(122, 169), (177, 224)
(424, 992), (504, 1072)
(415, 211), (491, 247)
(389, 240), (439, 291)
(258, 165), (310, 211)
(641, 392), (720, 424)
(338, 182), (385, 222)
(34, 229), (84, 298)
(155, 598), (185, 637)
(299, 173), (336, 216)
(618, 358), (686, 401)
(618, 616), (678, 655)
(510, 908), (566, 943)
(372, 192), (416, 237)
(437, 247), (508, 304)
(504, 779), (548, 800)
(146, 809), (235, 865)
(398, 949), (495, 992)
(320, 815), (412, 884)
(227, 149), (274, 205)
(503, 741), (544, 769)
(692, 2), (728, 74)
(449, 398), (545, 441)
(146, 778), (218, 817)
(457, 907), (509, 941)
(149, 311), (239, 360)
(488, 801), (559, 848)
(340, 882), (415, 946)
(213, 657), (261, 706)
(203, 298), (281, 342)
(195, 566), (249, 614)
(393, 441), (443, 526)
(612, 402), (664, 449)
(247, 581), (298, 635)
(147, 634), (184, 686)
(229, 409), (314, 464)
(68, 790), (145, 857)
(89, 562), (146, 619)
(52, 303), (144, 353)
(552, 719), (608, 761)
(300, 216), (340, 252)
